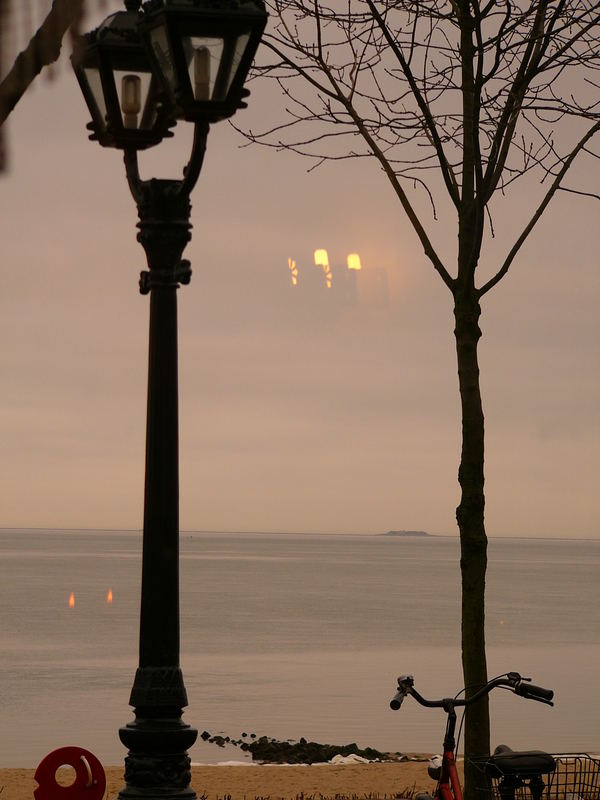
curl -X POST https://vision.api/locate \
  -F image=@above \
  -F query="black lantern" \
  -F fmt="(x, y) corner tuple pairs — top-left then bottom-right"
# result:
(71, 1), (174, 149)
(139, 0), (267, 122)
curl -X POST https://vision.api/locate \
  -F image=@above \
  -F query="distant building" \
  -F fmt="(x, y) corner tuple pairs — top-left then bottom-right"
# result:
(287, 249), (388, 308)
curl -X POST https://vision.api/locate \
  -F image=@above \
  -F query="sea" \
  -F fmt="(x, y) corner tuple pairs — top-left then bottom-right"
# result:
(1, 529), (598, 768)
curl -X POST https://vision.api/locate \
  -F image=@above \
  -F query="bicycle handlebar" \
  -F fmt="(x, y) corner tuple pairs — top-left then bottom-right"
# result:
(514, 682), (554, 704)
(390, 675), (414, 710)
(389, 671), (554, 711)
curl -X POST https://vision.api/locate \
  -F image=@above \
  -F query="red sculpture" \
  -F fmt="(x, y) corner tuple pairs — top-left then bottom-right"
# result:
(34, 746), (106, 800)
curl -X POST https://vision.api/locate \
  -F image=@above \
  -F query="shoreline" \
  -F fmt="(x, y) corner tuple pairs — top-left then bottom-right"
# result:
(3, 755), (598, 799)
(1, 761), (441, 800)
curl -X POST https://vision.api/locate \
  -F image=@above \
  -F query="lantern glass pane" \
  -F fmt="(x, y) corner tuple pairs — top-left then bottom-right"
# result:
(84, 67), (108, 126)
(227, 33), (250, 93)
(149, 25), (177, 92)
(115, 70), (154, 129)
(184, 36), (224, 100)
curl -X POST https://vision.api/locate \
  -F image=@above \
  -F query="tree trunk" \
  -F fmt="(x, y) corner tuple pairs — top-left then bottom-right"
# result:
(454, 287), (489, 800)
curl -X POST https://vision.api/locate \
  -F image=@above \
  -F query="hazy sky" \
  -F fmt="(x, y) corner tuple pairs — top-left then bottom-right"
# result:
(1, 3), (598, 538)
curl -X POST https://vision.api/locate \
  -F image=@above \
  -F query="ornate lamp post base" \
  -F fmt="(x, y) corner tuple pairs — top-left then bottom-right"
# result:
(118, 668), (197, 799)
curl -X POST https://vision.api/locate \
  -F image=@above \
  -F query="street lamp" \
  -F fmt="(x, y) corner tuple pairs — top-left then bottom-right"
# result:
(71, 2), (267, 798)
(71, 2), (174, 149)
(140, 0), (267, 122)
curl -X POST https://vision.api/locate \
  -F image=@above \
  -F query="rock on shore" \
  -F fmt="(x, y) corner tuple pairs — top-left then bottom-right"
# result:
(200, 731), (403, 764)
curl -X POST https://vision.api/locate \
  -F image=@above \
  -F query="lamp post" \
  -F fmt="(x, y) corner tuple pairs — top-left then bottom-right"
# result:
(71, 2), (267, 798)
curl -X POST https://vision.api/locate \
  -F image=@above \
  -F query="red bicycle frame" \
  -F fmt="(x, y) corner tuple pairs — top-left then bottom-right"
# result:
(438, 748), (463, 800)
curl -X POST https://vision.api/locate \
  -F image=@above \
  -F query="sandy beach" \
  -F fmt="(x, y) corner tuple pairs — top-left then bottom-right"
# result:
(0, 759), (448, 800)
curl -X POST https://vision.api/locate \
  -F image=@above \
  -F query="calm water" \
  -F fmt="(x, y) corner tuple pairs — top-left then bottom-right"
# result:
(1, 530), (598, 767)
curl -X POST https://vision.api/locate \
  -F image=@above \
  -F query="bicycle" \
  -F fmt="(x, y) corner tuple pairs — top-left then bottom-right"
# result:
(389, 672), (600, 800)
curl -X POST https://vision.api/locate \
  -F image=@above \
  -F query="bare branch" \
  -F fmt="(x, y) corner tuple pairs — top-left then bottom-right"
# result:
(478, 119), (600, 297)
(247, 1), (600, 296)
(282, 4), (454, 289)
(558, 185), (600, 200)
(0, 0), (85, 127)
(364, 0), (461, 206)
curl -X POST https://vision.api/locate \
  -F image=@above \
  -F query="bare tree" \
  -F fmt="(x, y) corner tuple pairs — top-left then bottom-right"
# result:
(240, 1), (600, 789)
(0, 0), (94, 169)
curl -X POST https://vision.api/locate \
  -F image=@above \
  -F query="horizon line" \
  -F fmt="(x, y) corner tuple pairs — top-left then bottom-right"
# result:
(0, 526), (598, 541)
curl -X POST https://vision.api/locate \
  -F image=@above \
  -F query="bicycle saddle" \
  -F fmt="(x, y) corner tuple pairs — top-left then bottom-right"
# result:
(483, 744), (556, 776)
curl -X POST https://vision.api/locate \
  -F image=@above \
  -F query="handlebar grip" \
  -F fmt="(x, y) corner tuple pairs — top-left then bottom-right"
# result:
(390, 692), (405, 710)
(515, 682), (554, 703)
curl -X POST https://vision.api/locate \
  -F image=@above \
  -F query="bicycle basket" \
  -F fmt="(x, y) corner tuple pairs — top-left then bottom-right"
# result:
(471, 754), (600, 800)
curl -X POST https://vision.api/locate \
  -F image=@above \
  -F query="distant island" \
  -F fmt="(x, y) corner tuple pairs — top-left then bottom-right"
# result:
(382, 530), (432, 537)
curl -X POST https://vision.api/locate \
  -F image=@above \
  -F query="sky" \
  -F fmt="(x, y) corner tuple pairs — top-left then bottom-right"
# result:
(0, 3), (598, 538)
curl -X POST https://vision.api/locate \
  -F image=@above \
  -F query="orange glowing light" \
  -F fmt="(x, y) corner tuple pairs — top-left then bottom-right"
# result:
(314, 249), (329, 269)
(314, 250), (333, 287)
(107, 588), (113, 604)
(288, 257), (299, 286)
(68, 592), (75, 608)
(347, 253), (362, 270)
